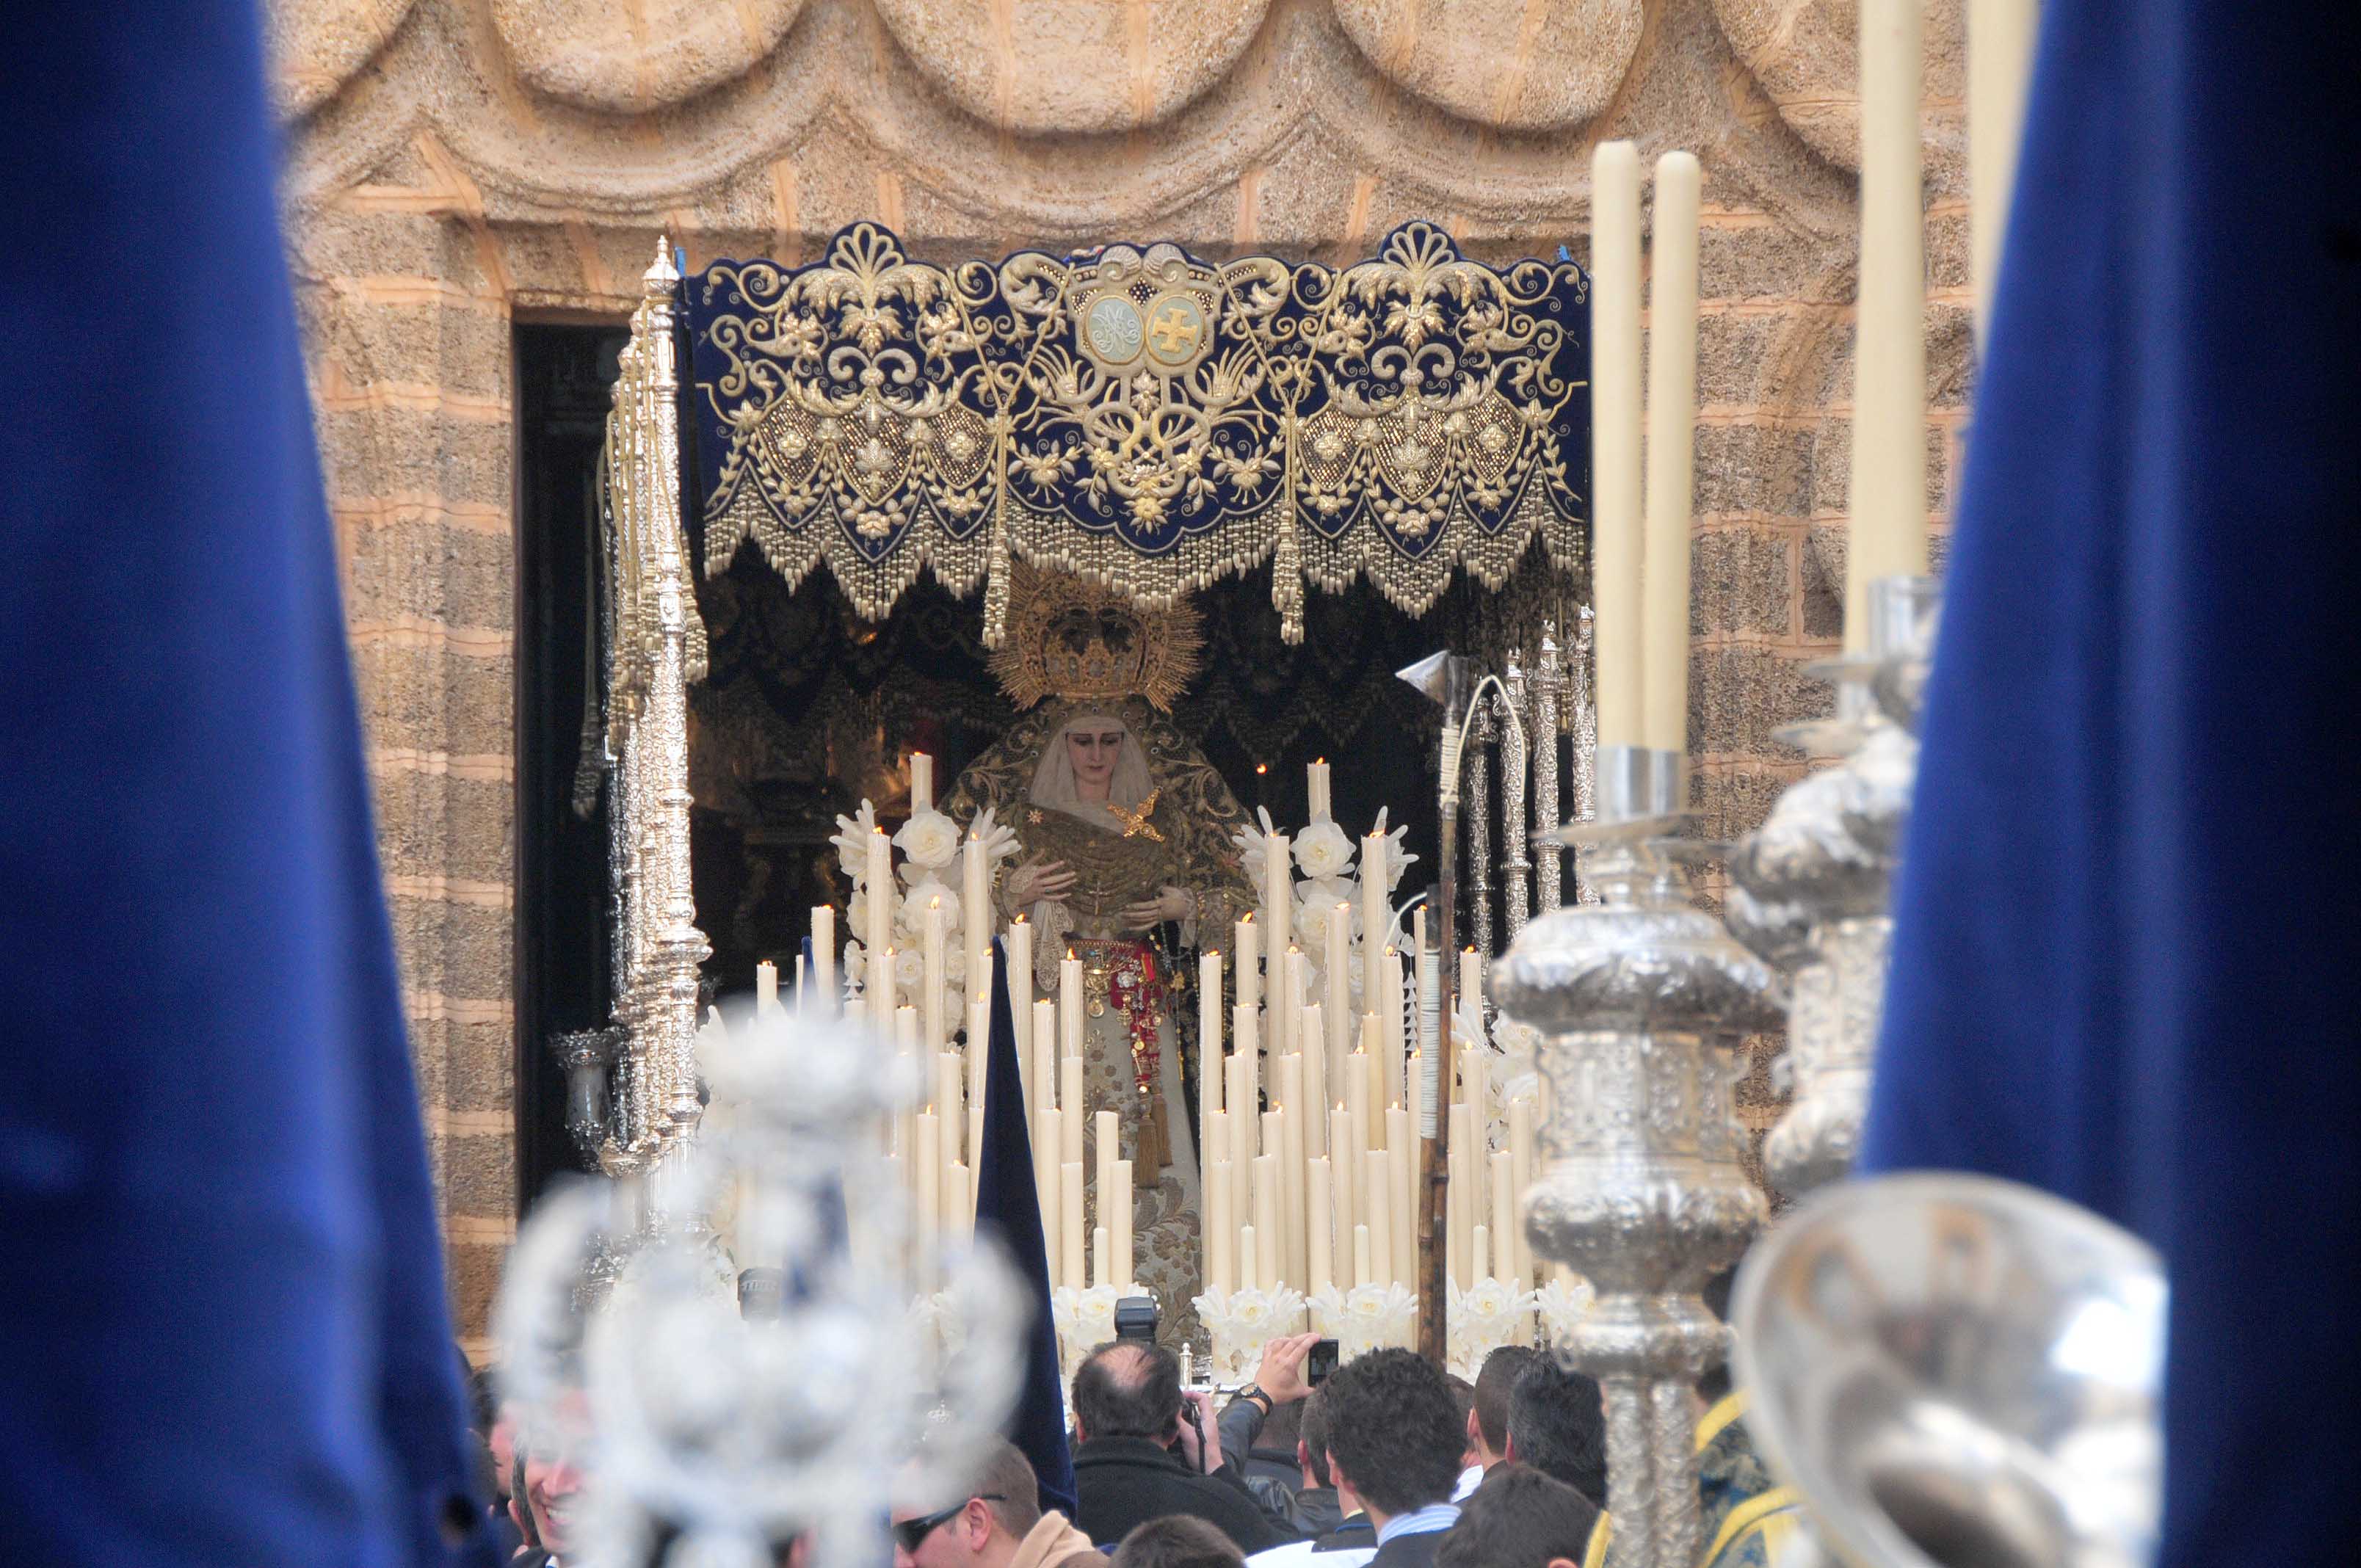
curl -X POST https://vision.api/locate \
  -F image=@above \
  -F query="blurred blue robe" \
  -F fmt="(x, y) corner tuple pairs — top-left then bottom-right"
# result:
(0, 4), (487, 1564)
(1860, 5), (2361, 1565)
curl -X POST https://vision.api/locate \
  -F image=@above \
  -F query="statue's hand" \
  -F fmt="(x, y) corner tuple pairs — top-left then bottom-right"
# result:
(1121, 885), (1192, 931)
(1006, 855), (1074, 907)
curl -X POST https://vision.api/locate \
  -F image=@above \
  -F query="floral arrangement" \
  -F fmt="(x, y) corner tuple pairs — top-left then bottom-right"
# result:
(1446, 1276), (1539, 1379)
(1535, 1272), (1597, 1354)
(1050, 1282), (1124, 1381)
(829, 799), (1019, 1023)
(1191, 1285), (1309, 1382)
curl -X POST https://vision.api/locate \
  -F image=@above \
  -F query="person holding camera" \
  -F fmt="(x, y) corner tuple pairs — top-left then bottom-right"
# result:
(1070, 1342), (1291, 1554)
(1216, 1334), (1340, 1542)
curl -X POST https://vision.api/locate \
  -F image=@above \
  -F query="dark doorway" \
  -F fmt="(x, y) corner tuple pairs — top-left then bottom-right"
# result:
(514, 321), (628, 1212)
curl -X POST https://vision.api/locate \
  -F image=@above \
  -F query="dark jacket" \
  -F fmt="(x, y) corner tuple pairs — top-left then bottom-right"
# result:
(1219, 1395), (1307, 1492)
(1248, 1478), (1343, 1540)
(1366, 1527), (1449, 1568)
(1071, 1435), (1294, 1553)
(1310, 1513), (1376, 1554)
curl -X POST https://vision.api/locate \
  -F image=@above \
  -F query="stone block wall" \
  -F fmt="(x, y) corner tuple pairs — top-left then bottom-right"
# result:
(271, 0), (1970, 1343)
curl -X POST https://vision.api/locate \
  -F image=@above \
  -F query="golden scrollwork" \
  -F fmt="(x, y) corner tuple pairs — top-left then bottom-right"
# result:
(684, 219), (1589, 643)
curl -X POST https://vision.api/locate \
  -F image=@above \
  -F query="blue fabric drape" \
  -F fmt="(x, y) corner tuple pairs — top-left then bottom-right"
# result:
(973, 937), (1079, 1519)
(1860, 5), (2361, 1564)
(0, 5), (486, 1565)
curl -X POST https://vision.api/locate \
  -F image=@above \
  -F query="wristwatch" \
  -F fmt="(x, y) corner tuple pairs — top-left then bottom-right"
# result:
(1236, 1384), (1272, 1414)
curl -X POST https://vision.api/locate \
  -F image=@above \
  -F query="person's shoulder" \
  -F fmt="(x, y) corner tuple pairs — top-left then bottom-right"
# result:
(1367, 1530), (1448, 1568)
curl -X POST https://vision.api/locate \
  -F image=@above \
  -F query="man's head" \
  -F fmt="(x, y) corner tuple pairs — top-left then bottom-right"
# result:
(1073, 1340), (1184, 1445)
(1470, 1346), (1542, 1467)
(1435, 1464), (1600, 1568)
(1319, 1349), (1465, 1522)
(1296, 1389), (1333, 1491)
(889, 1437), (1043, 1568)
(1109, 1514), (1245, 1568)
(517, 1423), (584, 1557)
(1505, 1359), (1608, 1507)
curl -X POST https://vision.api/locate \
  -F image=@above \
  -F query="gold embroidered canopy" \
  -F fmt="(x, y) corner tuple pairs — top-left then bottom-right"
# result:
(683, 221), (1591, 643)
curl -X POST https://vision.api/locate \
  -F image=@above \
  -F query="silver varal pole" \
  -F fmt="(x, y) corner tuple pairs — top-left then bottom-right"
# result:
(1493, 748), (1780, 1568)
(1724, 576), (1936, 1198)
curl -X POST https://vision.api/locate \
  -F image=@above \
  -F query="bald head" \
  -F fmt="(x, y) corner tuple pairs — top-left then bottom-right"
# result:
(1073, 1340), (1183, 1444)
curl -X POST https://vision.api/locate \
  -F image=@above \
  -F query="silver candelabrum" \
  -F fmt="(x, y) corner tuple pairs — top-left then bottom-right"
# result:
(1493, 748), (1782, 1568)
(1724, 576), (1937, 1200)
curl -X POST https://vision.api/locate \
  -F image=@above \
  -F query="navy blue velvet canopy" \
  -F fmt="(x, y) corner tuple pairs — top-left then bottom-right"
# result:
(682, 221), (1589, 642)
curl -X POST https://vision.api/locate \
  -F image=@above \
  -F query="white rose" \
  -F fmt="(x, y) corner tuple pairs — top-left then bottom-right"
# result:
(895, 879), (960, 936)
(846, 888), (870, 934)
(1293, 820), (1355, 880)
(892, 948), (926, 993)
(893, 809), (962, 869)
(1294, 879), (1357, 949)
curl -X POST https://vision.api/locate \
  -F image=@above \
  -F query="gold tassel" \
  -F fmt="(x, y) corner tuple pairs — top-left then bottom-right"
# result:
(1272, 499), (1305, 645)
(982, 486), (1013, 648)
(1139, 1097), (1169, 1184)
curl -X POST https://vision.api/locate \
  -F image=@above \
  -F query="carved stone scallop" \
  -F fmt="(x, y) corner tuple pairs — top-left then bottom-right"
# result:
(1332, 0), (1642, 131)
(487, 0), (808, 115)
(1711, 0), (1962, 170)
(264, 0), (418, 120)
(870, 0), (1272, 135)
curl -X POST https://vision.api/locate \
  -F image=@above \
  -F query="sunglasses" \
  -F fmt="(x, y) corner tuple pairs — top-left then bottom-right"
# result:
(893, 1495), (1006, 1554)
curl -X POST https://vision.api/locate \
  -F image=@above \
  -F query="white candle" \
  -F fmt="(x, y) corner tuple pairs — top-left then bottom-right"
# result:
(1328, 1104), (1356, 1257)
(894, 1004), (919, 1166)
(1275, 1058), (1304, 1278)
(968, 1106), (984, 1206)
(1236, 915), (1261, 1015)
(1200, 950), (1223, 1150)
(937, 1052), (964, 1166)
(1033, 999), (1058, 1111)
(947, 1161), (973, 1240)
(1367, 1149), (1393, 1287)
(1307, 1158), (1333, 1295)
(965, 832), (990, 970)
(1382, 948), (1406, 1109)
(910, 751), (934, 815)
(1591, 139), (1644, 748)
(1252, 1157), (1281, 1289)
(1353, 1223), (1372, 1290)
(1325, 907), (1351, 1077)
(1847, 0), (1930, 650)
(1227, 1051), (1257, 1246)
(915, 1110), (940, 1238)
(1060, 952), (1084, 1059)
(1008, 918), (1033, 1088)
(1643, 150), (1703, 756)
(810, 906), (835, 1015)
(1970, 0), (2040, 341)
(1471, 1222), (1490, 1284)
(1036, 1108), (1062, 1266)
(1301, 1005), (1327, 1158)
(1509, 1096), (1536, 1284)
(1061, 1161), (1086, 1289)
(1061, 1055), (1085, 1169)
(1287, 949), (1312, 1064)
(1386, 1104), (1414, 1284)
(1306, 758), (1332, 821)
(1362, 830), (1390, 953)
(1349, 1044), (1377, 1176)
(755, 959), (779, 1012)
(1092, 1224), (1111, 1289)
(1095, 1108), (1120, 1247)
(1263, 832), (1291, 956)
(1111, 1159), (1134, 1286)
(922, 897), (948, 1050)
(1493, 1149), (1524, 1291)
(866, 830), (894, 1023)
(1239, 1222), (1260, 1293)
(1207, 1157), (1234, 1295)
(968, 996), (991, 1110)
(1457, 947), (1483, 1096)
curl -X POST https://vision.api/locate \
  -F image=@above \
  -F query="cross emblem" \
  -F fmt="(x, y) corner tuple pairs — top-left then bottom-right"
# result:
(1148, 305), (1200, 357)
(1104, 790), (1165, 842)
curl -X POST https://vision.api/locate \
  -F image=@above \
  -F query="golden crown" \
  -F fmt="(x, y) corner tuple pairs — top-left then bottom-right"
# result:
(988, 562), (1203, 712)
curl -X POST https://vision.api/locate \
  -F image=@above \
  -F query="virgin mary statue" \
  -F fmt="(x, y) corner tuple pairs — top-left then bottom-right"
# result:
(943, 567), (1254, 1326)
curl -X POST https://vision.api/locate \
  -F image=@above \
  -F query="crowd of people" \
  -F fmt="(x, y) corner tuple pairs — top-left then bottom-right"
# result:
(471, 1291), (1798, 1568)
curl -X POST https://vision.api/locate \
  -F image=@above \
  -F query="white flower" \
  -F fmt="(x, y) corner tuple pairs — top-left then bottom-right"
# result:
(830, 800), (880, 880)
(1447, 1277), (1539, 1378)
(1294, 879), (1358, 950)
(1194, 1285), (1308, 1380)
(893, 808), (962, 869)
(1293, 820), (1355, 880)
(892, 948), (926, 993)
(842, 939), (867, 987)
(1536, 1274), (1597, 1354)
(1231, 807), (1283, 886)
(968, 805), (1022, 865)
(1378, 824), (1418, 891)
(1335, 1282), (1418, 1359)
(846, 887), (870, 936)
(895, 878), (960, 935)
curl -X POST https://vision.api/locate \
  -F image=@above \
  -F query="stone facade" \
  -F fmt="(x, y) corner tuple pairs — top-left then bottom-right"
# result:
(272, 0), (1968, 1341)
